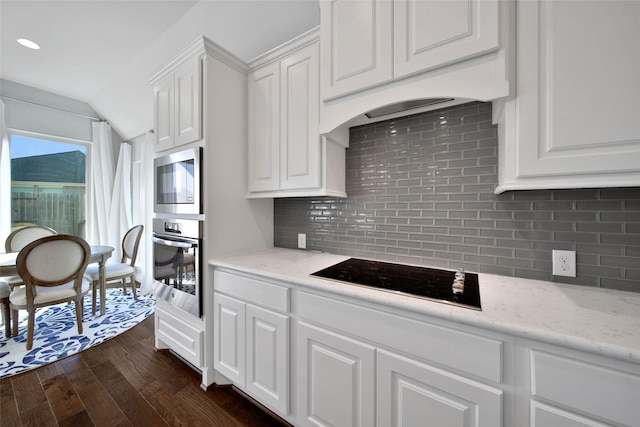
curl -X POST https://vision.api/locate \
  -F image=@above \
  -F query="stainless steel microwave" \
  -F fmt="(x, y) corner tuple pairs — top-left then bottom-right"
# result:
(154, 147), (202, 215)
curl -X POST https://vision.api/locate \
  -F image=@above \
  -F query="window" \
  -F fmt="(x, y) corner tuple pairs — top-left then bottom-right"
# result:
(10, 134), (88, 238)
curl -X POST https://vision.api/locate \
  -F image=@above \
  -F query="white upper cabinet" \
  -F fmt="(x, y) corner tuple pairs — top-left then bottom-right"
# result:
(320, 0), (393, 100)
(394, 0), (499, 79)
(280, 44), (321, 191)
(320, 0), (501, 102)
(248, 62), (280, 193)
(152, 56), (202, 152)
(248, 29), (347, 198)
(496, 0), (640, 192)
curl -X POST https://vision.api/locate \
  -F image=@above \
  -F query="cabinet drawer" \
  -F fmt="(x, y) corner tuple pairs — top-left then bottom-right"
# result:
(299, 291), (502, 383)
(155, 307), (203, 367)
(213, 270), (290, 312)
(531, 350), (640, 426)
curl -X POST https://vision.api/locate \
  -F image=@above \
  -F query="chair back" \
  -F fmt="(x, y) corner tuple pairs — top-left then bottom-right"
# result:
(16, 235), (90, 295)
(5, 225), (57, 252)
(121, 225), (144, 266)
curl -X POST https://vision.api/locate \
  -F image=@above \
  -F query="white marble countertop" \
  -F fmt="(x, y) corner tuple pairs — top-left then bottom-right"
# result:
(209, 247), (640, 365)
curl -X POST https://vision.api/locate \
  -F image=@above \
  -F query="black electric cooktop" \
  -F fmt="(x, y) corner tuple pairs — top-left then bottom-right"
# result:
(311, 258), (481, 310)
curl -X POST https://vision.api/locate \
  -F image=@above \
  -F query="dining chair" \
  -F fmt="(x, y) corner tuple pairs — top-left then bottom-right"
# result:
(2, 225), (58, 289)
(9, 234), (91, 350)
(84, 225), (144, 314)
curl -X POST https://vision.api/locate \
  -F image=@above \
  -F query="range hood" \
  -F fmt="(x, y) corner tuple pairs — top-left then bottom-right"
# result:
(320, 48), (511, 147)
(364, 98), (454, 119)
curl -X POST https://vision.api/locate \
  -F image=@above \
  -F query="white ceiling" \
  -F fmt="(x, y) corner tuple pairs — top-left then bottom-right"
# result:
(0, 0), (320, 139)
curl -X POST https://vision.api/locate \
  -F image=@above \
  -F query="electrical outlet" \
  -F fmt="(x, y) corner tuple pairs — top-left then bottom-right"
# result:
(552, 250), (576, 277)
(298, 233), (306, 249)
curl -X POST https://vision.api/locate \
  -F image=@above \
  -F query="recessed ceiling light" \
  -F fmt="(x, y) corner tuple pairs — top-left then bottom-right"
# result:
(17, 38), (40, 50)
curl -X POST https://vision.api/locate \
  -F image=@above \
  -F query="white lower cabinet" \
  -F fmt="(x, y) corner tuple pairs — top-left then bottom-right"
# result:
(297, 321), (376, 427)
(211, 267), (640, 427)
(377, 349), (502, 427)
(517, 339), (640, 427)
(212, 271), (290, 417)
(297, 291), (506, 427)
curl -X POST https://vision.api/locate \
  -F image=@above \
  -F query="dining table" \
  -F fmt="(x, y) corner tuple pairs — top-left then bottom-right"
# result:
(0, 245), (115, 317)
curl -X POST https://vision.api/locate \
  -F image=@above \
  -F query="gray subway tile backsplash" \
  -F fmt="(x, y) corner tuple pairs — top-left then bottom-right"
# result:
(274, 101), (640, 292)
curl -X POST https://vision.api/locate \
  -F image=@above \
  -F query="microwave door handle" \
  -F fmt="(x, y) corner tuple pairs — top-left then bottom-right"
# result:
(152, 236), (196, 249)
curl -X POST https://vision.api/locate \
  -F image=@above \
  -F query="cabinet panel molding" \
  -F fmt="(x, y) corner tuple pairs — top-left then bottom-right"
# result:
(394, 0), (499, 79)
(531, 349), (640, 427)
(377, 349), (503, 427)
(298, 321), (376, 427)
(320, 0), (393, 100)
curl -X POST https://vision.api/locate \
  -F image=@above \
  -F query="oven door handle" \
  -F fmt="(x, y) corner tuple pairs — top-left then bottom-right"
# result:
(152, 236), (197, 249)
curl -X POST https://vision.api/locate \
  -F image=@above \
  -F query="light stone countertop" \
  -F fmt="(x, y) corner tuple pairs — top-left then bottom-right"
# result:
(209, 247), (640, 365)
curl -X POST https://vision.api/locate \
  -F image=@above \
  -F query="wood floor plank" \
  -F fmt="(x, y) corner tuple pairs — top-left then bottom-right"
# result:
(140, 380), (207, 427)
(17, 401), (57, 427)
(1, 376), (15, 404)
(125, 346), (189, 394)
(10, 370), (48, 414)
(57, 409), (94, 427)
(61, 355), (131, 427)
(1, 399), (21, 426)
(35, 360), (65, 382)
(99, 340), (155, 391)
(106, 377), (168, 427)
(41, 372), (85, 422)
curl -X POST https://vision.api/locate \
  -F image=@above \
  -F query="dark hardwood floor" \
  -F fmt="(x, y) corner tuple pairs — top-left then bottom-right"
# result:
(0, 314), (289, 427)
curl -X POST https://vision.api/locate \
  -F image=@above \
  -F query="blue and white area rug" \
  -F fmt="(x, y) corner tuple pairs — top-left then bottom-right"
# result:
(0, 288), (155, 378)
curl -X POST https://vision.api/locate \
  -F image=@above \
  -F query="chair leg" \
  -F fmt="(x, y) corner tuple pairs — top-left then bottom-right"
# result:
(12, 308), (19, 337)
(1, 299), (10, 338)
(92, 281), (97, 314)
(27, 308), (35, 351)
(75, 298), (83, 335)
(131, 275), (137, 300)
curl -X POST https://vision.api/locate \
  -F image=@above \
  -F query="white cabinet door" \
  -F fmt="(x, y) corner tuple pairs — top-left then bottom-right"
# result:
(298, 321), (375, 427)
(153, 56), (202, 152)
(246, 304), (289, 416)
(213, 293), (246, 387)
(377, 349), (503, 427)
(394, 0), (499, 79)
(248, 62), (280, 192)
(320, 0), (393, 100)
(280, 43), (320, 191)
(154, 74), (174, 152)
(497, 0), (640, 192)
(174, 57), (202, 146)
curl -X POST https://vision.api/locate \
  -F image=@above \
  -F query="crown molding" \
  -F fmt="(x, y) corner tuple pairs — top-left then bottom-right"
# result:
(247, 26), (320, 72)
(149, 36), (248, 83)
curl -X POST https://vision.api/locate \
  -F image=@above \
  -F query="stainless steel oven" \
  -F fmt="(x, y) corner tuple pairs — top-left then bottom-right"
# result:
(152, 218), (203, 317)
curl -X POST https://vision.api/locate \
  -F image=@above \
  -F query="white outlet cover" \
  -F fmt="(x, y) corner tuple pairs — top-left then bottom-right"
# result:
(552, 250), (576, 277)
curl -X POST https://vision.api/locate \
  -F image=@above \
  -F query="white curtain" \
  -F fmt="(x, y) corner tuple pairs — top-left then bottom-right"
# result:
(108, 142), (133, 261)
(0, 100), (10, 242)
(90, 121), (115, 246)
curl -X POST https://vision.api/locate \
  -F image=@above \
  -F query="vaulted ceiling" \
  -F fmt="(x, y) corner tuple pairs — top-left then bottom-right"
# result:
(0, 0), (320, 139)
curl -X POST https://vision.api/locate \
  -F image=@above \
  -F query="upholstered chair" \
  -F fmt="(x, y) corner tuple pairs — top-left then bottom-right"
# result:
(84, 225), (144, 314)
(10, 235), (91, 350)
(3, 225), (58, 289)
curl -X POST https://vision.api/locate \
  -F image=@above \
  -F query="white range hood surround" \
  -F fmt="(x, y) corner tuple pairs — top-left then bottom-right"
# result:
(320, 49), (511, 146)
